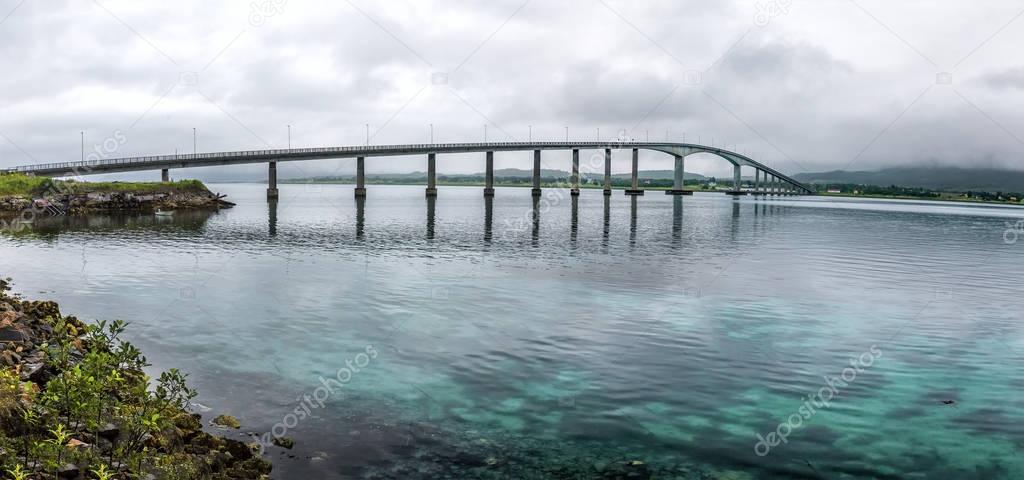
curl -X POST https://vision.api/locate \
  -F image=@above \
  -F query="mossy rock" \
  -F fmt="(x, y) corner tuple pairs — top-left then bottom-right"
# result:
(272, 436), (295, 449)
(22, 301), (61, 321)
(211, 414), (241, 429)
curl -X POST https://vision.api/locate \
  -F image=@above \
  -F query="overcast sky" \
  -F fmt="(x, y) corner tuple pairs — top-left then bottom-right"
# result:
(1, 0), (1022, 181)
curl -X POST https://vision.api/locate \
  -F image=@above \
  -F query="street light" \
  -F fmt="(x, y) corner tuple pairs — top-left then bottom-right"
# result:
(565, 126), (568, 141)
(528, 125), (532, 142)
(80, 131), (84, 162)
(192, 128), (196, 155)
(365, 124), (369, 146)
(430, 124), (434, 144)
(287, 124), (291, 149)
(484, 124), (487, 143)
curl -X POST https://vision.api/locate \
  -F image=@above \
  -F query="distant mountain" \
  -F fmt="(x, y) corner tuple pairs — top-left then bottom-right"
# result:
(490, 168), (569, 178)
(611, 170), (707, 181)
(490, 168), (704, 180)
(792, 167), (1024, 193)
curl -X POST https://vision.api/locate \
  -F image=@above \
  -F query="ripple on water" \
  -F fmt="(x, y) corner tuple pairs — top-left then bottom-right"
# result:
(2, 184), (1023, 479)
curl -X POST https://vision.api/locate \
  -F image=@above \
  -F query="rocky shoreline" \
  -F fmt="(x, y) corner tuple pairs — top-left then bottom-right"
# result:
(0, 278), (271, 479)
(0, 190), (233, 216)
(0, 177), (233, 217)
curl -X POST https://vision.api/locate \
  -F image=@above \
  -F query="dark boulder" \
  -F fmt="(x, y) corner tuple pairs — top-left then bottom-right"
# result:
(0, 325), (31, 342)
(57, 463), (80, 479)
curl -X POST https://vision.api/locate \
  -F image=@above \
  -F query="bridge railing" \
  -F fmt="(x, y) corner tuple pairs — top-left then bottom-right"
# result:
(9, 141), (666, 173)
(6, 141), (811, 192)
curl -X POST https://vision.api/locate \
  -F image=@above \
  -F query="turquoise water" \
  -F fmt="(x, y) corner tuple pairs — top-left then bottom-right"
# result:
(2, 184), (1023, 479)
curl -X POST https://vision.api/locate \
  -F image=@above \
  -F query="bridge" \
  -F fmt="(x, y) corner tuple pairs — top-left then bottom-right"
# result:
(3, 141), (813, 199)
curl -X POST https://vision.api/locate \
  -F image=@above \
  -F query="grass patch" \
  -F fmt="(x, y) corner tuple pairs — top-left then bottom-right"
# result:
(0, 173), (208, 197)
(56, 179), (208, 195)
(0, 174), (51, 197)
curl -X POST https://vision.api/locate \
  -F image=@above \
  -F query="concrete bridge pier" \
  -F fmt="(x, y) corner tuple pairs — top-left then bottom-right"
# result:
(355, 156), (366, 197)
(754, 170), (762, 195)
(484, 151), (495, 197)
(267, 162), (279, 200)
(625, 148), (644, 195)
(603, 149), (612, 196)
(666, 154), (692, 195)
(426, 153), (437, 197)
(726, 164), (746, 195)
(161, 169), (170, 182)
(570, 149), (581, 196)
(532, 150), (542, 197)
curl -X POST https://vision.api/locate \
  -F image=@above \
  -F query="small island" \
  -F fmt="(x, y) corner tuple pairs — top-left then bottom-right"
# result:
(0, 173), (233, 218)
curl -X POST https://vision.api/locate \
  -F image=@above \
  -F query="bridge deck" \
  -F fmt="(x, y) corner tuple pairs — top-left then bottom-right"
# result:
(2, 141), (812, 194)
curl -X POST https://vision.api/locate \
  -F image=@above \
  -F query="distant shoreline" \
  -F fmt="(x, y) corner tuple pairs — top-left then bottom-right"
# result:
(818, 192), (1024, 207)
(274, 180), (1024, 207)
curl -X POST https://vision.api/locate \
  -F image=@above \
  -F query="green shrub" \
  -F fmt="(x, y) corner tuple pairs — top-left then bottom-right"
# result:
(0, 174), (51, 197)
(0, 173), (209, 197)
(0, 276), (239, 478)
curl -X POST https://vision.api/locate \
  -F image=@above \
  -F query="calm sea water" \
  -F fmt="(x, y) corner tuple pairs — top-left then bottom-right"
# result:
(2, 184), (1023, 479)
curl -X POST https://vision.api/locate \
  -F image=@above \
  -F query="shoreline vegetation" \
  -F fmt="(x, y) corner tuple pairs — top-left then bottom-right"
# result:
(0, 174), (233, 216)
(0, 278), (273, 479)
(812, 183), (1023, 206)
(817, 191), (1024, 205)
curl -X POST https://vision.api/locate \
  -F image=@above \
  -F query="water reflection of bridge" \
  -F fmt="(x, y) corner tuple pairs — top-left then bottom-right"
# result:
(267, 192), (794, 248)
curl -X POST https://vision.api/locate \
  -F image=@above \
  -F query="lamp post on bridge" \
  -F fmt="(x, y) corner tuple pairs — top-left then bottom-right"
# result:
(287, 124), (291, 149)
(192, 128), (196, 155)
(528, 125), (532, 142)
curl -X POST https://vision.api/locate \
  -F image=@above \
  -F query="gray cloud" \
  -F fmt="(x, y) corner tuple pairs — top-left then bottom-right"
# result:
(1, 0), (1023, 182)
(974, 67), (1024, 91)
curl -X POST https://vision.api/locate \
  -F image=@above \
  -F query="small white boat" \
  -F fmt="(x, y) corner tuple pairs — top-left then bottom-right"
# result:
(154, 209), (174, 217)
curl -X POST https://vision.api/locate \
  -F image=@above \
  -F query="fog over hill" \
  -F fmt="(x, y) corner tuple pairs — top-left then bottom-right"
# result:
(793, 167), (1024, 192)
